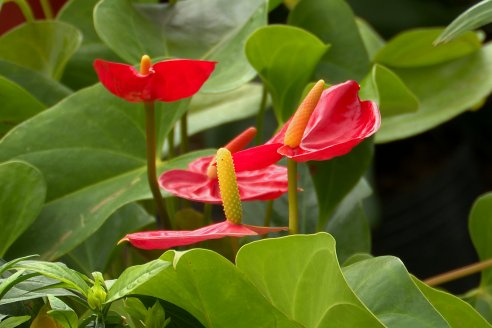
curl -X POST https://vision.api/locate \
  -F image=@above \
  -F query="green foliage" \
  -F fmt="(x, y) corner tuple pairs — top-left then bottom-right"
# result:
(360, 64), (419, 117)
(344, 256), (449, 327)
(376, 43), (492, 143)
(374, 29), (482, 67)
(0, 84), (212, 260)
(245, 25), (328, 122)
(0, 316), (30, 328)
(94, 0), (267, 92)
(436, 0), (492, 44)
(288, 0), (371, 82)
(0, 161), (45, 256)
(0, 76), (44, 136)
(0, 21), (82, 79)
(47, 295), (78, 328)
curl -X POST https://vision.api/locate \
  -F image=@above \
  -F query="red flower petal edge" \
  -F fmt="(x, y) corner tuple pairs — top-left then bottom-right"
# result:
(270, 80), (380, 162)
(159, 155), (288, 203)
(121, 220), (288, 250)
(93, 59), (216, 102)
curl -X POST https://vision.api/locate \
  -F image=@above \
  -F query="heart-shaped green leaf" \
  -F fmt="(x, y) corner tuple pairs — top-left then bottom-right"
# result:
(436, 0), (492, 44)
(375, 28), (482, 68)
(0, 76), (45, 136)
(0, 21), (82, 80)
(0, 161), (46, 257)
(413, 277), (490, 327)
(288, 0), (371, 82)
(94, 0), (267, 92)
(245, 25), (328, 122)
(0, 60), (71, 107)
(134, 234), (383, 327)
(376, 43), (492, 143)
(237, 233), (382, 327)
(135, 249), (299, 328)
(343, 256), (450, 327)
(0, 84), (212, 260)
(360, 64), (419, 117)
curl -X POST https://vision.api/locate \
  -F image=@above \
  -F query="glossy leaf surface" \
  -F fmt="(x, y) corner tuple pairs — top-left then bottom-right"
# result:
(245, 25), (328, 122)
(288, 0), (370, 82)
(375, 28), (481, 67)
(343, 256), (450, 327)
(135, 234), (383, 327)
(0, 84), (212, 260)
(360, 64), (419, 117)
(435, 0), (492, 44)
(0, 161), (46, 257)
(0, 21), (82, 79)
(376, 43), (492, 143)
(0, 76), (45, 136)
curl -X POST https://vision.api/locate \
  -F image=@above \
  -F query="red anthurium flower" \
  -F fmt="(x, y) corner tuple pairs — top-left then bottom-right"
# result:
(93, 56), (216, 102)
(121, 148), (288, 250)
(120, 220), (287, 250)
(159, 127), (288, 203)
(233, 80), (381, 170)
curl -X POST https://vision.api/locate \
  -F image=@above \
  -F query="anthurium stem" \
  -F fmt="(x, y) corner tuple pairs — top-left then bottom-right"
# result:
(144, 102), (170, 229)
(6, 0), (34, 22)
(287, 159), (298, 234)
(180, 111), (188, 154)
(424, 258), (492, 287)
(39, 0), (53, 19)
(255, 84), (268, 145)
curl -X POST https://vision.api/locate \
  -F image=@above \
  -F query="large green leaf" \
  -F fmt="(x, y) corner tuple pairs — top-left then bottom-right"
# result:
(237, 233), (382, 327)
(288, 0), (370, 82)
(0, 76), (45, 136)
(135, 249), (300, 328)
(64, 203), (154, 275)
(245, 25), (328, 122)
(469, 193), (492, 287)
(0, 84), (212, 260)
(57, 0), (120, 89)
(94, 0), (267, 92)
(0, 161), (46, 257)
(0, 60), (72, 107)
(436, 0), (492, 44)
(375, 28), (481, 68)
(413, 278), (491, 327)
(343, 256), (450, 327)
(311, 138), (374, 229)
(376, 43), (492, 143)
(188, 83), (266, 136)
(0, 21), (82, 80)
(135, 234), (383, 327)
(360, 64), (419, 117)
